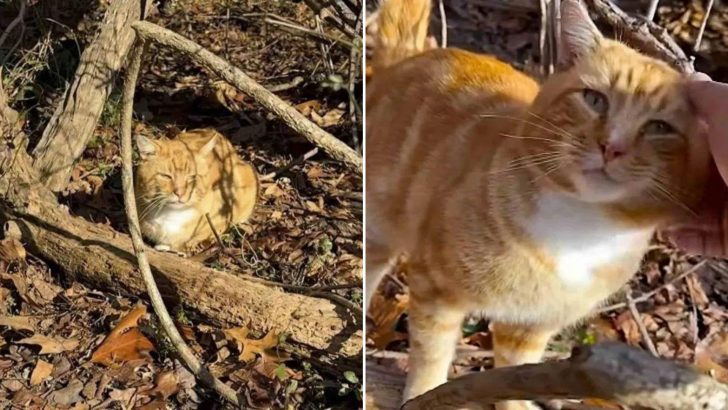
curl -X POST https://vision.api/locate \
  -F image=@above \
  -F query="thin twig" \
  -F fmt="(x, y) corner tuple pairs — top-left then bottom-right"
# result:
(264, 16), (355, 48)
(309, 291), (363, 317)
(692, 0), (715, 55)
(598, 260), (707, 313)
(646, 0), (659, 21)
(120, 39), (241, 407)
(204, 213), (229, 255)
(626, 293), (658, 357)
(539, 0), (548, 75)
(259, 147), (319, 181)
(438, 0), (447, 48)
(0, 0), (26, 50)
(553, 0), (561, 69)
(348, 8), (362, 152)
(266, 75), (304, 93)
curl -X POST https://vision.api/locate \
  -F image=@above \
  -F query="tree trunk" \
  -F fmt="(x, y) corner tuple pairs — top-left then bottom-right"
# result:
(32, 0), (152, 192)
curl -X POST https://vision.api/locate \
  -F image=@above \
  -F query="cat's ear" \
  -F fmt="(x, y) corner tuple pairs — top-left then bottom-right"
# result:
(559, 0), (603, 66)
(199, 135), (217, 158)
(136, 134), (157, 159)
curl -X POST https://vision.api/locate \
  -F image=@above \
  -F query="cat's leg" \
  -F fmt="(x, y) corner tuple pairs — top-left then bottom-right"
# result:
(403, 294), (465, 403)
(492, 322), (557, 410)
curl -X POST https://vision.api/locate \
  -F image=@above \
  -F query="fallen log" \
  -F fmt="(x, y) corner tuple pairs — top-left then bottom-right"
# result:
(0, 136), (361, 374)
(401, 343), (728, 410)
(32, 0), (153, 191)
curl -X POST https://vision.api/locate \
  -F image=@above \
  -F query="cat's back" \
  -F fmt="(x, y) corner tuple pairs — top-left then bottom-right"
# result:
(366, 48), (539, 242)
(181, 128), (257, 216)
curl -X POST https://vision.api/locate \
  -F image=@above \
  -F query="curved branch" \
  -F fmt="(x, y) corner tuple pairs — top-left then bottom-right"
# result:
(402, 342), (728, 410)
(131, 21), (362, 173)
(119, 39), (241, 406)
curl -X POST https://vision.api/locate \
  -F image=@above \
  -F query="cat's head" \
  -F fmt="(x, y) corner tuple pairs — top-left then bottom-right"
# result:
(529, 0), (710, 217)
(134, 133), (217, 208)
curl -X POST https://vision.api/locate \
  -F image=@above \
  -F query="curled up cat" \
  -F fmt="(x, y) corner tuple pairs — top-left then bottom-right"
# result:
(366, 1), (710, 409)
(134, 128), (258, 253)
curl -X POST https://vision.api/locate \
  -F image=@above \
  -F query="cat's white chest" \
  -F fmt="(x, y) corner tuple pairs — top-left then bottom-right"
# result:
(149, 207), (198, 237)
(524, 192), (653, 288)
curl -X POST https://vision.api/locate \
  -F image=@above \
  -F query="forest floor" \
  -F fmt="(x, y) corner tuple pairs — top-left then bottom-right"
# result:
(365, 1), (728, 409)
(0, 0), (362, 409)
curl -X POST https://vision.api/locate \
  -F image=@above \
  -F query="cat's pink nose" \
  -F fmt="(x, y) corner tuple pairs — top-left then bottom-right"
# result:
(600, 142), (626, 162)
(173, 187), (185, 198)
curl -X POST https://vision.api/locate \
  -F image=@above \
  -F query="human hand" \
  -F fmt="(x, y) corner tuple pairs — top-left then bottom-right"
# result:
(661, 73), (728, 256)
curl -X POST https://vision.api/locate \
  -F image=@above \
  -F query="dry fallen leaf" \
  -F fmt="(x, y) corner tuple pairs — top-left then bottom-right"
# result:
(582, 398), (624, 409)
(695, 331), (728, 383)
(48, 379), (84, 406)
(0, 237), (25, 266)
(0, 314), (35, 331)
(223, 327), (286, 363)
(18, 334), (79, 354)
(30, 360), (53, 386)
(91, 304), (155, 367)
(150, 370), (179, 399)
(367, 292), (409, 349)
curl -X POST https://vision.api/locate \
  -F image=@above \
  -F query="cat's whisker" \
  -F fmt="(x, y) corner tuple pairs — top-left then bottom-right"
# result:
(530, 162), (568, 184)
(649, 179), (696, 216)
(481, 114), (581, 147)
(525, 111), (581, 143)
(499, 133), (576, 149)
(490, 156), (568, 175)
(507, 151), (566, 166)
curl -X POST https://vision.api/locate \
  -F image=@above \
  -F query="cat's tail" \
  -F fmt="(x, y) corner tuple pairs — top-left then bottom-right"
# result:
(372, 0), (433, 70)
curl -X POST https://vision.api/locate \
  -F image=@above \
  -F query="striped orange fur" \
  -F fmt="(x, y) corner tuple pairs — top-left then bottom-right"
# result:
(365, 1), (710, 409)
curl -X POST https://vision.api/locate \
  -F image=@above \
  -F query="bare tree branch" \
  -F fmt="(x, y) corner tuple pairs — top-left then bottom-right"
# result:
(402, 343), (728, 410)
(131, 21), (362, 172)
(119, 39), (241, 406)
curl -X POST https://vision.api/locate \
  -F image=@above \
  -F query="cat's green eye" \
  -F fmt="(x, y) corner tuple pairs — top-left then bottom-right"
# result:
(642, 120), (675, 136)
(582, 89), (609, 115)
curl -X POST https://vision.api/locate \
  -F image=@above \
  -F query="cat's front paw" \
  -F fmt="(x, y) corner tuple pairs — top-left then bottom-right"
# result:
(153, 244), (187, 257)
(154, 244), (171, 252)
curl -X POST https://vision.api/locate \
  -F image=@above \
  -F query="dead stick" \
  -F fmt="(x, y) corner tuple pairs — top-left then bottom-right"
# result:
(646, 0), (659, 21)
(692, 0), (714, 56)
(120, 39), (241, 406)
(598, 260), (707, 313)
(402, 342), (728, 410)
(131, 21), (362, 172)
(626, 293), (658, 356)
(584, 0), (693, 73)
(438, 0), (447, 48)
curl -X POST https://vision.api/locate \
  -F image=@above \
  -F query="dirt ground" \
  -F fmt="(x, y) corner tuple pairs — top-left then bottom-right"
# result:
(365, 1), (728, 409)
(1, 0), (362, 409)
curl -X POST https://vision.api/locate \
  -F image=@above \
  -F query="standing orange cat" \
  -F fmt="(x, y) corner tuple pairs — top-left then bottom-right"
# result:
(135, 128), (258, 252)
(366, 1), (710, 409)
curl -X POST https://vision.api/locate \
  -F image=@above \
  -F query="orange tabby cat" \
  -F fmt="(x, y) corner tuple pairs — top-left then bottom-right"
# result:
(366, 1), (710, 409)
(135, 128), (258, 252)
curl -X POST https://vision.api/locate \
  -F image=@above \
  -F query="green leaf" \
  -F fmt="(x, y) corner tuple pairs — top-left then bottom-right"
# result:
(343, 370), (359, 384)
(275, 363), (289, 381)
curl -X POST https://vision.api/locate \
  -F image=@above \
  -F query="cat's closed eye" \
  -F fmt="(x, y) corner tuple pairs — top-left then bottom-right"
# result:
(582, 89), (609, 115)
(157, 173), (173, 180)
(642, 120), (675, 136)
